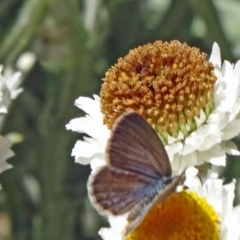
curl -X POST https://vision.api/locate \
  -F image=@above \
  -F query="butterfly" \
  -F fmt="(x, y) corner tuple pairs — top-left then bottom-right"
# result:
(88, 112), (186, 237)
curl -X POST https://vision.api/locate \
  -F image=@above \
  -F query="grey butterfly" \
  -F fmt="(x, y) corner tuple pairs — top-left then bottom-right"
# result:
(88, 112), (186, 237)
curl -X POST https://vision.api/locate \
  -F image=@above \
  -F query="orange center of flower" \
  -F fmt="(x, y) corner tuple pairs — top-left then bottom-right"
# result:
(125, 191), (220, 240)
(100, 40), (216, 144)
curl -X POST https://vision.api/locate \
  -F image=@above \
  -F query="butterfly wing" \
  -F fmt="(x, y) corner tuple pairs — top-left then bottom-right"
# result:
(88, 112), (174, 218)
(107, 112), (172, 178)
(88, 166), (161, 216)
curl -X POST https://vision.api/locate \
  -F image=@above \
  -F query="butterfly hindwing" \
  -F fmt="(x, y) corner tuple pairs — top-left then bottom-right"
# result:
(88, 165), (160, 215)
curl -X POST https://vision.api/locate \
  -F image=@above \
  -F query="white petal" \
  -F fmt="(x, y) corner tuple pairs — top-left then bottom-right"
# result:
(5, 72), (21, 89)
(221, 118), (240, 140)
(165, 141), (183, 161)
(71, 137), (106, 164)
(0, 106), (8, 114)
(90, 157), (106, 169)
(74, 95), (101, 118)
(171, 151), (199, 173)
(184, 175), (202, 193)
(197, 144), (225, 165)
(219, 61), (239, 111)
(72, 140), (96, 162)
(209, 42), (221, 67)
(222, 180), (235, 217)
(99, 215), (127, 240)
(208, 151), (226, 166)
(0, 81), (10, 112)
(16, 52), (36, 72)
(5, 72), (23, 99)
(222, 141), (240, 155)
(194, 109), (206, 127)
(0, 136), (14, 174)
(185, 124), (220, 152)
(66, 116), (109, 139)
(99, 228), (122, 240)
(10, 88), (23, 99)
(198, 133), (223, 151)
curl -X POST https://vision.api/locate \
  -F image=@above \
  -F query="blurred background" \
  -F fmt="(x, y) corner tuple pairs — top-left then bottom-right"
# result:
(0, 0), (240, 239)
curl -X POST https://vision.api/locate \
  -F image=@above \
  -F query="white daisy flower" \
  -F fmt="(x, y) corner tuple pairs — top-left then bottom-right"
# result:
(0, 136), (14, 174)
(99, 173), (240, 240)
(0, 65), (22, 114)
(66, 41), (240, 172)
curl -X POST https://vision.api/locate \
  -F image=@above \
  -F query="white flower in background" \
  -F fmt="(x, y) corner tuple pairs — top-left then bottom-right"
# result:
(0, 65), (22, 114)
(0, 136), (14, 174)
(99, 173), (240, 240)
(0, 65), (23, 179)
(66, 41), (240, 172)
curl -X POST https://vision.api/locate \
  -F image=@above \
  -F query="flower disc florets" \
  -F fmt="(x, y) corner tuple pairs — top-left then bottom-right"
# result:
(101, 40), (216, 144)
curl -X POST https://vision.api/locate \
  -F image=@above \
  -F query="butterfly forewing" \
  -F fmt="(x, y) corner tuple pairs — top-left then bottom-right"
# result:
(107, 112), (172, 178)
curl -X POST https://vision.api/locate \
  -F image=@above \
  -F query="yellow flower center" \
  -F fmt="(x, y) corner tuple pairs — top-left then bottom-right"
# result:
(126, 190), (220, 240)
(100, 40), (217, 144)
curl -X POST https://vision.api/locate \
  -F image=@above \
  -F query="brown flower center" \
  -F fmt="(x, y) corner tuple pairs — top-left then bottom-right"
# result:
(100, 40), (216, 144)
